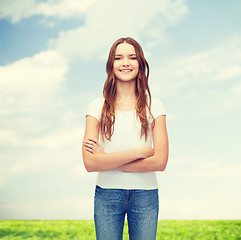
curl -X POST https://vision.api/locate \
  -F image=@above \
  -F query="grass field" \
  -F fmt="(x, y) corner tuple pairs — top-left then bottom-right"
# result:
(0, 220), (240, 239)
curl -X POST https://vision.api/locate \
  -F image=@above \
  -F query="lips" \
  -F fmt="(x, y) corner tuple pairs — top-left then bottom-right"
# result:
(120, 69), (132, 72)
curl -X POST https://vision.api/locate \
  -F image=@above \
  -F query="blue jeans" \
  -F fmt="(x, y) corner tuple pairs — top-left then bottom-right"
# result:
(94, 185), (159, 240)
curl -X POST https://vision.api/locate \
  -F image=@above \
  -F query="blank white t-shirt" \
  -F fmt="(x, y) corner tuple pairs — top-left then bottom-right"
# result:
(86, 96), (166, 190)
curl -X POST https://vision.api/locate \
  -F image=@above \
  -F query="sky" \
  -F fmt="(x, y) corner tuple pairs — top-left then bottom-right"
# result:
(0, 0), (241, 220)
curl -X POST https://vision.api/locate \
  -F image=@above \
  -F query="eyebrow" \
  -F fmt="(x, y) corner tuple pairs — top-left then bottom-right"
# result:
(115, 54), (136, 56)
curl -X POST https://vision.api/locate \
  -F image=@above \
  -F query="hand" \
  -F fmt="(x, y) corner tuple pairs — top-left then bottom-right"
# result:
(83, 138), (104, 154)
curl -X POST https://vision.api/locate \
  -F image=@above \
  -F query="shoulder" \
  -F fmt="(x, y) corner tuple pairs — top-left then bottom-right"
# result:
(89, 96), (105, 106)
(150, 96), (166, 119)
(150, 97), (165, 110)
(151, 97), (164, 105)
(86, 96), (105, 121)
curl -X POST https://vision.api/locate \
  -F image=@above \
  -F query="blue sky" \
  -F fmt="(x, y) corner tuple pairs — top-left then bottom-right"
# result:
(0, 0), (241, 219)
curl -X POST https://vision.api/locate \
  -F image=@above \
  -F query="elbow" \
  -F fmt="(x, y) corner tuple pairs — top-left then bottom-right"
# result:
(156, 156), (168, 172)
(159, 164), (167, 172)
(83, 153), (106, 172)
(157, 163), (166, 172)
(85, 166), (94, 173)
(84, 163), (93, 173)
(83, 158), (96, 172)
(83, 156), (105, 172)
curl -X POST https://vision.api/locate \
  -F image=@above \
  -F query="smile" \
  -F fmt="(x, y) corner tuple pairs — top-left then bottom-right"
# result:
(120, 69), (132, 72)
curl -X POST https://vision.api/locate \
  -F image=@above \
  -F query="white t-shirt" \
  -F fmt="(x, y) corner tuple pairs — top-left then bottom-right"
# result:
(86, 96), (166, 190)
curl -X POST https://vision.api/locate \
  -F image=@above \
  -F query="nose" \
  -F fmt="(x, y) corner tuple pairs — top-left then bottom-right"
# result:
(122, 57), (129, 66)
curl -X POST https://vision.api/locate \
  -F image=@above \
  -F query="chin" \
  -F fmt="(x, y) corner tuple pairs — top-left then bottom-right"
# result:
(116, 74), (138, 82)
(117, 77), (137, 82)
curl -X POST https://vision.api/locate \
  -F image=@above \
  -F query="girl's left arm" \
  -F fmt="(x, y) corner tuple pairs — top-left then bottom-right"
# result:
(116, 115), (169, 173)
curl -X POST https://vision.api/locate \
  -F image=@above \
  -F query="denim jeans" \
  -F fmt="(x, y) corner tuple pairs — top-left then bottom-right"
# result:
(94, 185), (159, 240)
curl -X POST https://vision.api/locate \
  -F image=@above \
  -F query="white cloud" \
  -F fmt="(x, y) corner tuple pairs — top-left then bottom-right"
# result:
(0, 176), (4, 186)
(0, 126), (84, 148)
(0, 0), (98, 23)
(159, 194), (241, 219)
(150, 36), (241, 98)
(223, 81), (241, 109)
(177, 161), (241, 178)
(160, 156), (241, 180)
(49, 0), (188, 60)
(0, 196), (94, 219)
(26, 127), (84, 149)
(0, 127), (85, 176)
(231, 82), (241, 94)
(0, 129), (19, 147)
(157, 156), (241, 219)
(0, 50), (68, 115)
(33, 0), (98, 19)
(0, 0), (35, 23)
(216, 65), (241, 80)
(0, 124), (95, 219)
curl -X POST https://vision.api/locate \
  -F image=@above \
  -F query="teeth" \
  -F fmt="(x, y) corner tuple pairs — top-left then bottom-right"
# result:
(120, 70), (131, 72)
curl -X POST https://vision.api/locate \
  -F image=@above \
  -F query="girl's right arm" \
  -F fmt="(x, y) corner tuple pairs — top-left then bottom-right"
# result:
(82, 115), (152, 172)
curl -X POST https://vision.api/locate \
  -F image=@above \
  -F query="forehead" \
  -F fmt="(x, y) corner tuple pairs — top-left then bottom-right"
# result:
(115, 43), (136, 55)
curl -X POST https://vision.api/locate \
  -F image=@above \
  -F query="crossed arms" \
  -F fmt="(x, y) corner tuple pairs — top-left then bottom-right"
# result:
(82, 115), (169, 173)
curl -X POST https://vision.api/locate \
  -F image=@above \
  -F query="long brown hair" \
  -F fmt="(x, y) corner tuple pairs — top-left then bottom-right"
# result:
(100, 37), (154, 141)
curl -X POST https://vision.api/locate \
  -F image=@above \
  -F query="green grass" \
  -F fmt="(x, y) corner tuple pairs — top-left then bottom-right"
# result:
(0, 220), (240, 239)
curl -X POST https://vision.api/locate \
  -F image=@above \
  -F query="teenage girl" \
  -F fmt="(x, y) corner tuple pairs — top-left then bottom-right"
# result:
(82, 37), (169, 240)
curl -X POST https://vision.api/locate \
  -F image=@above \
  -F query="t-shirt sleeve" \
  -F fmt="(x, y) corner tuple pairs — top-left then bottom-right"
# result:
(151, 97), (166, 119)
(86, 97), (104, 121)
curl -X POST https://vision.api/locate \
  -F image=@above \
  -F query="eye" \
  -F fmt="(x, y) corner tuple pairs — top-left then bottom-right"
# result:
(130, 57), (137, 60)
(115, 57), (121, 60)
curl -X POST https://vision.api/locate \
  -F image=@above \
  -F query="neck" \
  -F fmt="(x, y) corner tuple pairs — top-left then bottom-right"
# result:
(116, 79), (136, 101)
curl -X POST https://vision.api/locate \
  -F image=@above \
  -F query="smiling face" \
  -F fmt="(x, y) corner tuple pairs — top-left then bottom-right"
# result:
(113, 42), (139, 83)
